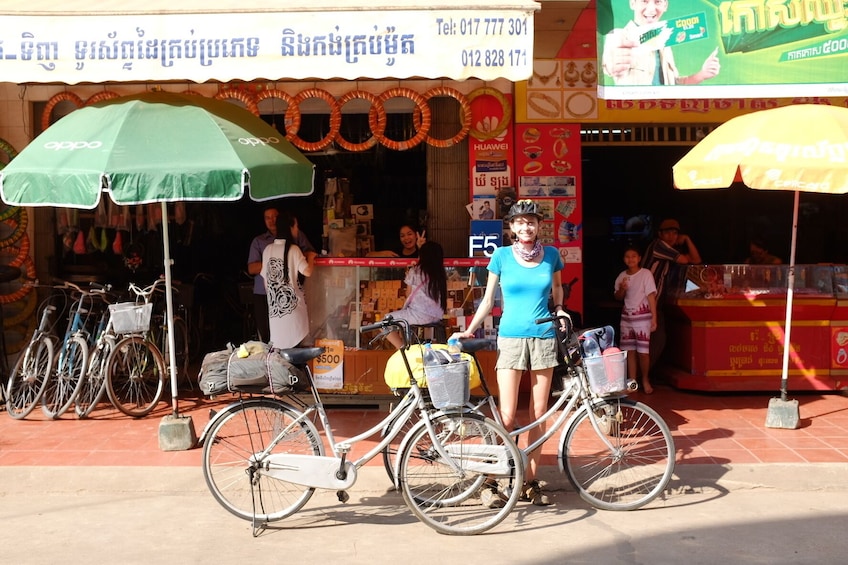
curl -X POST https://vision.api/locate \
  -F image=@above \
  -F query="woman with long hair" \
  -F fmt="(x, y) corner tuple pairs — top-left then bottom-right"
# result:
(261, 210), (316, 348)
(384, 240), (447, 349)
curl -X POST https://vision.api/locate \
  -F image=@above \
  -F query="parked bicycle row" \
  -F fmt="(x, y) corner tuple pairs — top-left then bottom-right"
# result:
(197, 314), (675, 536)
(3, 277), (192, 419)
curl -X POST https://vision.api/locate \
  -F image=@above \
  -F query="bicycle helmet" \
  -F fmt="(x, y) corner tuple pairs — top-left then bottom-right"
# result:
(505, 199), (543, 221)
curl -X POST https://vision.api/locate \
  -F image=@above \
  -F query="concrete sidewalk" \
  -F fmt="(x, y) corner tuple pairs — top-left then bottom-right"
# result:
(2, 463), (846, 564)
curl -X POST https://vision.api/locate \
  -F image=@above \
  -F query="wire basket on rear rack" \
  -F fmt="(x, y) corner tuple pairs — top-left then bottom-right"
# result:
(424, 360), (471, 409)
(109, 302), (153, 334)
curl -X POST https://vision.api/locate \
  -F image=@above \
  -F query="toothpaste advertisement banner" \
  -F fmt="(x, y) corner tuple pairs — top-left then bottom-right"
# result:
(597, 0), (848, 100)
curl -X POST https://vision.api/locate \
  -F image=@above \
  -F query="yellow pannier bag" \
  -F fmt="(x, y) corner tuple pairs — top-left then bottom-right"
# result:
(384, 343), (481, 390)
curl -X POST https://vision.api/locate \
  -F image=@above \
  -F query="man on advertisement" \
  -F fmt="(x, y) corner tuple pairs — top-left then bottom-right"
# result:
(601, 0), (721, 86)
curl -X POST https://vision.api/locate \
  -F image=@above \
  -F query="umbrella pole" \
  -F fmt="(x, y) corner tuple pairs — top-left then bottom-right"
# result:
(766, 190), (800, 429)
(781, 190), (800, 400)
(161, 201), (180, 415)
(158, 201), (197, 450)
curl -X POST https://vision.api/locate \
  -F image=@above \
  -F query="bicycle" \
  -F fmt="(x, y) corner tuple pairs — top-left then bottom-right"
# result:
(104, 281), (167, 417)
(4, 287), (57, 419)
(75, 285), (120, 418)
(383, 313), (676, 512)
(199, 316), (524, 536)
(40, 281), (91, 419)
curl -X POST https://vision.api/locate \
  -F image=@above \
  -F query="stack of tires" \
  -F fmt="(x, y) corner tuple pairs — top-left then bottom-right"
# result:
(1, 138), (37, 370)
(0, 204), (36, 360)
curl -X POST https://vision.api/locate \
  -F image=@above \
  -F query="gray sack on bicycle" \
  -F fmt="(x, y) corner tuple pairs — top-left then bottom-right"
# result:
(198, 341), (306, 395)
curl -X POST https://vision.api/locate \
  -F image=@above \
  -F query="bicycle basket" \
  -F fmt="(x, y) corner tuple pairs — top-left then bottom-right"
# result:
(583, 350), (628, 396)
(384, 344), (481, 390)
(424, 360), (470, 409)
(108, 302), (153, 334)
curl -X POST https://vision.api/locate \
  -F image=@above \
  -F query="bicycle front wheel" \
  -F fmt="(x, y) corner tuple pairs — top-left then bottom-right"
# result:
(562, 397), (675, 511)
(398, 412), (523, 536)
(106, 336), (166, 418)
(202, 399), (323, 523)
(76, 337), (114, 419)
(41, 335), (89, 419)
(5, 336), (53, 419)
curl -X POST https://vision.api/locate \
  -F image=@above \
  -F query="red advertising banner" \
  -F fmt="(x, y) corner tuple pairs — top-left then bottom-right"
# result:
(513, 122), (583, 317)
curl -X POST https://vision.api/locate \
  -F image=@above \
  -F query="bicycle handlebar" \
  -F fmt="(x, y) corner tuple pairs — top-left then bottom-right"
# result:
(535, 312), (574, 335)
(359, 315), (407, 334)
(128, 277), (167, 300)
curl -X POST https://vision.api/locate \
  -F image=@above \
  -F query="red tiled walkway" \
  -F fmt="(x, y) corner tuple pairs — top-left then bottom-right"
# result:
(1, 386), (847, 467)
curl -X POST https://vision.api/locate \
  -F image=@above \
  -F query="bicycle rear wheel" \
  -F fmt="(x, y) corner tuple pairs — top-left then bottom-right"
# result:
(41, 335), (89, 419)
(202, 398), (323, 523)
(106, 336), (166, 418)
(398, 412), (523, 536)
(381, 394), (422, 487)
(5, 336), (53, 419)
(75, 337), (114, 418)
(562, 397), (675, 511)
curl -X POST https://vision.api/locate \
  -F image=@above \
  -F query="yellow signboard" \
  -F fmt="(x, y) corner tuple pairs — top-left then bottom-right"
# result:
(314, 339), (344, 390)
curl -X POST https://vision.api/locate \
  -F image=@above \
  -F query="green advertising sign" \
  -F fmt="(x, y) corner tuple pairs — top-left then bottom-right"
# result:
(597, 0), (848, 100)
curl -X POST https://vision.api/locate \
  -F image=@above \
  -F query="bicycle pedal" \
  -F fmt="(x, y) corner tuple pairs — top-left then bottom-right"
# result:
(336, 490), (349, 503)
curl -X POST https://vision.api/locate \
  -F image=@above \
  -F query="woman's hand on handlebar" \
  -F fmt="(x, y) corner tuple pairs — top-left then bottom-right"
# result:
(450, 330), (473, 341)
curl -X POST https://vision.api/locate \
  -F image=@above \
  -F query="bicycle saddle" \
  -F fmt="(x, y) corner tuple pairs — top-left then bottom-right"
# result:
(277, 347), (324, 364)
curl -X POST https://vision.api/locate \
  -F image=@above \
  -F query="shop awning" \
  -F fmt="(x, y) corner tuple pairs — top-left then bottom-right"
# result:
(0, 0), (539, 84)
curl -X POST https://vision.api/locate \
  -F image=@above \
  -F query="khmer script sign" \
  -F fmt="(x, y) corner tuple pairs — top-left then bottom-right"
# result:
(0, 5), (537, 84)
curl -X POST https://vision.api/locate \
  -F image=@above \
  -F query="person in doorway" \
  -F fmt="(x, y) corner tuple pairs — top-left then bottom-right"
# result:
(367, 223), (427, 258)
(383, 241), (448, 349)
(451, 199), (566, 507)
(641, 217), (700, 371)
(745, 238), (782, 265)
(247, 206), (316, 342)
(601, 0), (721, 86)
(261, 211), (316, 349)
(614, 246), (658, 393)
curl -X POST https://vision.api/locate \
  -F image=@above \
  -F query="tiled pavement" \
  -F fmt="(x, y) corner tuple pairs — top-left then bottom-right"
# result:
(2, 384), (847, 467)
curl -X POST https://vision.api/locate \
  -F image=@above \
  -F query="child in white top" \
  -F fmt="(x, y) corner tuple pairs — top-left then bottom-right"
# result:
(614, 246), (657, 393)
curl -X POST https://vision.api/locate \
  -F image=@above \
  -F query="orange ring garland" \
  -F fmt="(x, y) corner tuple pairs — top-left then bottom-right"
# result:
(214, 89), (260, 116)
(0, 212), (28, 249)
(3, 287), (38, 326)
(41, 92), (84, 131)
(3, 233), (30, 266)
(466, 87), (511, 141)
(422, 86), (471, 148)
(0, 252), (35, 304)
(84, 91), (120, 106)
(256, 89), (300, 138)
(371, 87), (431, 151)
(336, 90), (385, 152)
(286, 88), (341, 152)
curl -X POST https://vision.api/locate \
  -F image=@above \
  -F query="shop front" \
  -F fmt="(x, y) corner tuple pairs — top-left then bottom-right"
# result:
(662, 264), (848, 392)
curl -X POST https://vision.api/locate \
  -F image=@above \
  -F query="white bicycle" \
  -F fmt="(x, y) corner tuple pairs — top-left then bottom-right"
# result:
(199, 316), (524, 536)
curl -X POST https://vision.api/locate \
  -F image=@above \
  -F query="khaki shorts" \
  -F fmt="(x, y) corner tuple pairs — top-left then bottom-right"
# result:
(495, 336), (559, 371)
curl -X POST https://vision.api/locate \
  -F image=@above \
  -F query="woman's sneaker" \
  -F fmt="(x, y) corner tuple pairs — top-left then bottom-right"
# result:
(480, 487), (507, 508)
(519, 480), (551, 506)
(480, 479), (507, 508)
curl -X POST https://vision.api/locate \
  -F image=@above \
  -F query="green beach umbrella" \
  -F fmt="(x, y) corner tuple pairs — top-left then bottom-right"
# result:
(0, 91), (314, 207)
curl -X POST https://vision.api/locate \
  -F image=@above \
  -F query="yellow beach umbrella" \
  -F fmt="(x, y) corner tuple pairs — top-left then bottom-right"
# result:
(673, 104), (848, 429)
